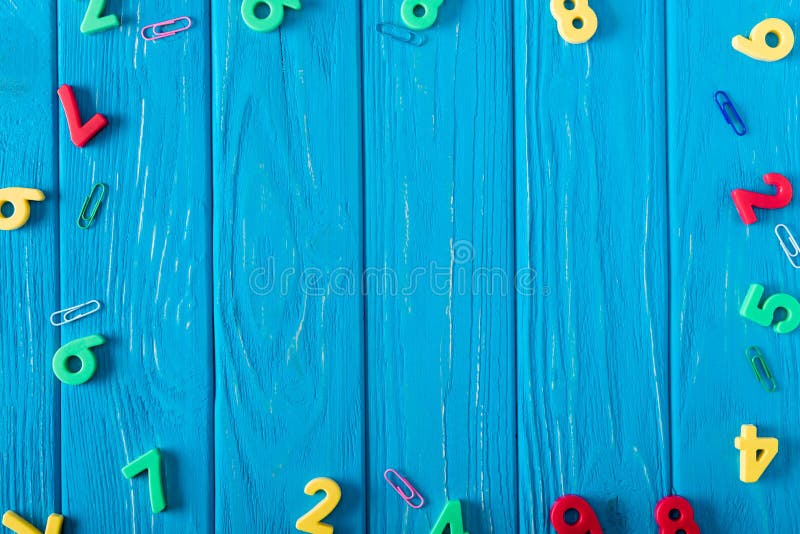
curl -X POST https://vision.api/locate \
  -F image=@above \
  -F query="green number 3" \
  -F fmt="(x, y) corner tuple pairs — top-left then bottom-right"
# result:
(401, 0), (444, 31)
(740, 283), (800, 334)
(241, 0), (301, 32)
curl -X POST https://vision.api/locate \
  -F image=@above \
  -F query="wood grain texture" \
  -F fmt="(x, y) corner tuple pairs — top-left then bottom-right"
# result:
(363, 2), (517, 532)
(668, 2), (800, 531)
(515, 2), (670, 532)
(57, 1), (213, 531)
(211, 2), (366, 532)
(0, 0), (59, 525)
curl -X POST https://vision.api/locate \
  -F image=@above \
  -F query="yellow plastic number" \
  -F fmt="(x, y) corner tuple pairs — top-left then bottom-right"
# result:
(2, 511), (63, 534)
(735, 424), (778, 483)
(295, 477), (341, 534)
(550, 0), (597, 44)
(732, 18), (794, 62)
(0, 187), (45, 231)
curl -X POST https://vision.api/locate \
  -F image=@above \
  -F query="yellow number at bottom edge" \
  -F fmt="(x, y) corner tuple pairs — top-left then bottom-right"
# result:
(2, 511), (63, 534)
(732, 18), (794, 62)
(550, 0), (597, 44)
(296, 477), (341, 534)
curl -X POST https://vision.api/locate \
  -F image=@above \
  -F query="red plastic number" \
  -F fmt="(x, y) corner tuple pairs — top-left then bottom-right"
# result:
(654, 496), (700, 534)
(57, 84), (108, 148)
(731, 173), (792, 224)
(550, 495), (603, 534)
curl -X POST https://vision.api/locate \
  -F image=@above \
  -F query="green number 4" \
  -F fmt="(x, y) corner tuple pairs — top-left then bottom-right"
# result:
(431, 500), (469, 534)
(740, 283), (800, 334)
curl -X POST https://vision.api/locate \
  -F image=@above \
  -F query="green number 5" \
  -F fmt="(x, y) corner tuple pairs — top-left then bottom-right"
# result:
(740, 283), (800, 334)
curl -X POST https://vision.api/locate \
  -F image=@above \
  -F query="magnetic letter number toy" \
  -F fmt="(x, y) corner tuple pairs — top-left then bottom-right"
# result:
(731, 173), (792, 225)
(654, 496), (700, 534)
(732, 18), (794, 62)
(550, 0), (598, 44)
(0, 187), (45, 231)
(735, 424), (778, 483)
(550, 495), (602, 534)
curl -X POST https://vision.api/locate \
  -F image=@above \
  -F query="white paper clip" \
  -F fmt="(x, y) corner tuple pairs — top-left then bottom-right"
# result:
(775, 224), (800, 269)
(49, 300), (102, 326)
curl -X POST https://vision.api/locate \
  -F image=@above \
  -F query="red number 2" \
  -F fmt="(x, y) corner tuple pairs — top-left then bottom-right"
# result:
(654, 496), (700, 534)
(731, 173), (792, 225)
(550, 495), (603, 534)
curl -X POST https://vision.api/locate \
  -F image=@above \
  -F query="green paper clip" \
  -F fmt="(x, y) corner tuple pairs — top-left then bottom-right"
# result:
(77, 183), (107, 229)
(746, 346), (777, 392)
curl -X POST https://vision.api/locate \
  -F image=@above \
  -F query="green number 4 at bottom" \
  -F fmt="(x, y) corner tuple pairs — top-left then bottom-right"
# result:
(431, 500), (469, 534)
(122, 448), (167, 513)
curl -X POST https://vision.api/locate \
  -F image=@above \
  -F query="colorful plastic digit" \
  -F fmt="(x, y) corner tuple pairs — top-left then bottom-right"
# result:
(2, 511), (63, 534)
(295, 477), (341, 534)
(401, 0), (444, 31)
(0, 188), (45, 231)
(654, 496), (700, 534)
(52, 334), (105, 385)
(731, 173), (792, 224)
(550, 0), (598, 44)
(732, 18), (794, 62)
(550, 495), (603, 534)
(739, 283), (800, 334)
(80, 0), (120, 34)
(735, 424), (778, 483)
(430, 500), (468, 534)
(241, 0), (301, 32)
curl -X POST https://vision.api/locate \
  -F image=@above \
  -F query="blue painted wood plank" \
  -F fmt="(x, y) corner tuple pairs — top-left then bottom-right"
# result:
(515, 2), (670, 532)
(57, 1), (213, 531)
(0, 1), (59, 525)
(668, 2), (800, 531)
(211, 3), (366, 532)
(363, 2), (517, 532)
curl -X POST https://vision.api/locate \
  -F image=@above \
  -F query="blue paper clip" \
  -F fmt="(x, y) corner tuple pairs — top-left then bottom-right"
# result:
(376, 23), (425, 47)
(745, 346), (777, 392)
(714, 91), (746, 136)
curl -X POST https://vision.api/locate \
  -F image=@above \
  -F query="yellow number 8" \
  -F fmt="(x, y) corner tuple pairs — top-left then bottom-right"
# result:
(550, 0), (597, 44)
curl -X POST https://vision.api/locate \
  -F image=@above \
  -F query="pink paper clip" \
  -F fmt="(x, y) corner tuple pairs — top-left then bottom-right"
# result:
(383, 468), (424, 509)
(141, 16), (192, 41)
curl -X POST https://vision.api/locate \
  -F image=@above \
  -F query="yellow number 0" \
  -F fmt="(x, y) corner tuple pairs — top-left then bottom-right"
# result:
(295, 477), (341, 534)
(550, 0), (597, 44)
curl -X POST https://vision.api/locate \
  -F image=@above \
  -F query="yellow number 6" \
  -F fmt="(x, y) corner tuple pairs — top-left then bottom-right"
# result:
(550, 0), (598, 44)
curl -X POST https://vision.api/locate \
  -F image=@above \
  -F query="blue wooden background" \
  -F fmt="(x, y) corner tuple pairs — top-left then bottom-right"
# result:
(1, 0), (798, 532)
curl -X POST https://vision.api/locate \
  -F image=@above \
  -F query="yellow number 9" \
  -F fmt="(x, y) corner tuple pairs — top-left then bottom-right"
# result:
(550, 0), (598, 44)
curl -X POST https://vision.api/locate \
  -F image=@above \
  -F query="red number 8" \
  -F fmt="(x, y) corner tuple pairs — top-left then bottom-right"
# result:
(550, 495), (603, 534)
(654, 496), (700, 534)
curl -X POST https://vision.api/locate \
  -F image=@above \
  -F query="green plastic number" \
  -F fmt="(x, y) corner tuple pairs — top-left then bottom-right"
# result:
(52, 334), (105, 385)
(295, 477), (341, 534)
(401, 0), (444, 31)
(80, 0), (120, 35)
(740, 283), (800, 334)
(122, 448), (167, 513)
(431, 500), (469, 534)
(241, 0), (301, 32)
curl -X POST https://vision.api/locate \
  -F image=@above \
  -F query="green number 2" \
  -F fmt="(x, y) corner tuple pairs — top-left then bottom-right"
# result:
(80, 0), (120, 35)
(431, 500), (469, 534)
(740, 283), (800, 334)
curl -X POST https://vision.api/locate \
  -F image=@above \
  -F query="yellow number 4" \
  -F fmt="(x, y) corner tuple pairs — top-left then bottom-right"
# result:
(735, 424), (778, 483)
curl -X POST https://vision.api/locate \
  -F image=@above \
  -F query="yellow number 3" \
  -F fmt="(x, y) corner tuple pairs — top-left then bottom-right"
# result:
(295, 477), (341, 534)
(550, 0), (598, 44)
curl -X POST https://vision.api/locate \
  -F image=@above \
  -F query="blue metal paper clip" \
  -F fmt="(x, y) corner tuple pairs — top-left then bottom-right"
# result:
(376, 23), (425, 47)
(714, 91), (747, 136)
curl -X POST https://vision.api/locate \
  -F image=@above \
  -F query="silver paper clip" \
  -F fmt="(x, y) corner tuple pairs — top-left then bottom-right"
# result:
(50, 300), (102, 326)
(714, 91), (747, 136)
(775, 224), (800, 269)
(141, 16), (192, 41)
(376, 23), (425, 47)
